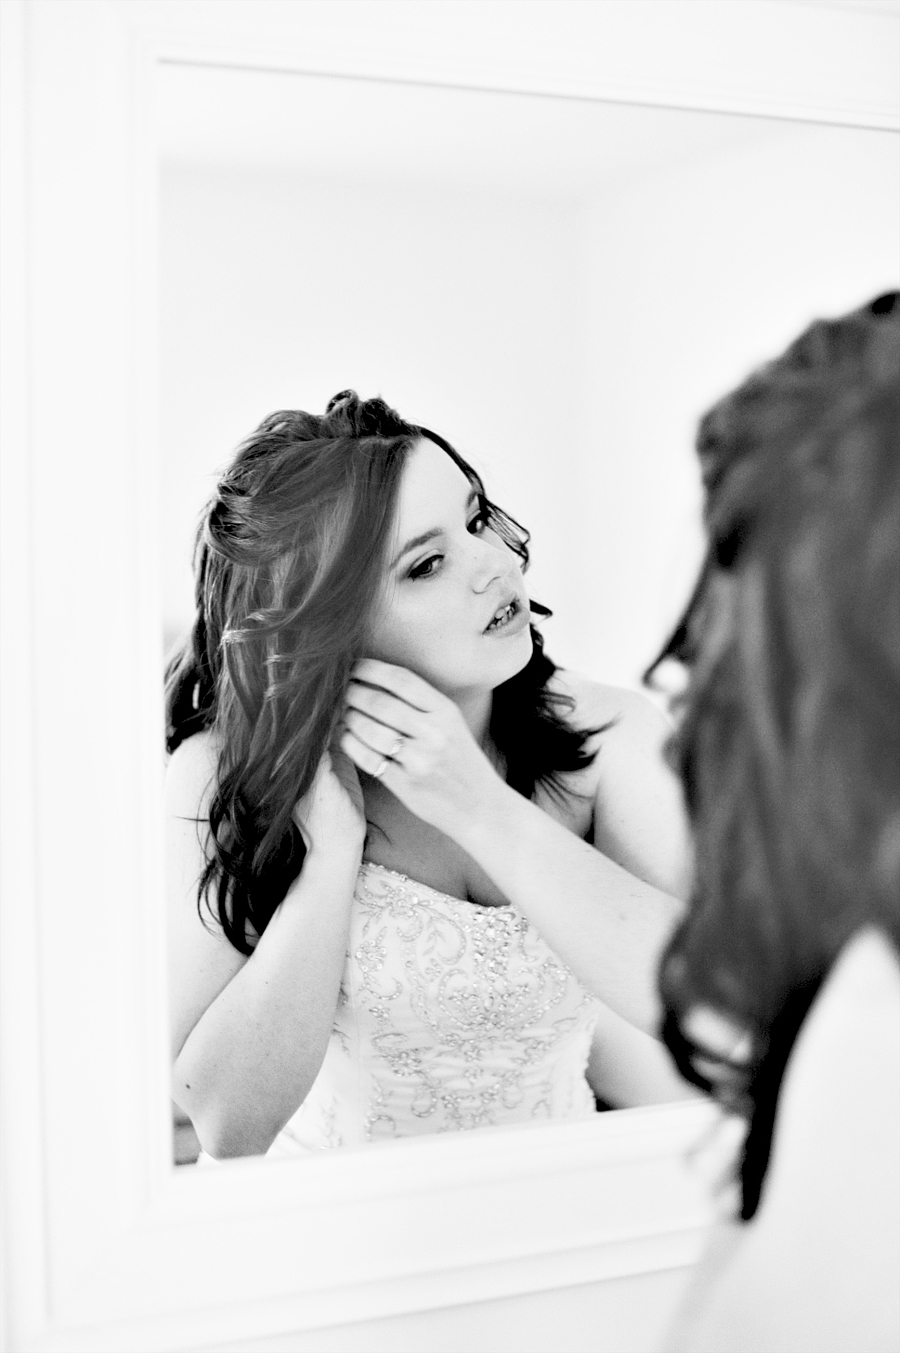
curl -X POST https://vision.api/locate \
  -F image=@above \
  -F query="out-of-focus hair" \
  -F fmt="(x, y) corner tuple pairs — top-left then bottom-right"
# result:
(166, 392), (598, 955)
(646, 293), (900, 1219)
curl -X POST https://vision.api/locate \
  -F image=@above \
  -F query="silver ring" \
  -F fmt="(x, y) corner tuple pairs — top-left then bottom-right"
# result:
(372, 757), (390, 779)
(388, 735), (406, 761)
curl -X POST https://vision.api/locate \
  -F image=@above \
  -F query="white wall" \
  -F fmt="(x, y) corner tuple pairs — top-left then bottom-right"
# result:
(160, 121), (898, 689)
(579, 121), (900, 683)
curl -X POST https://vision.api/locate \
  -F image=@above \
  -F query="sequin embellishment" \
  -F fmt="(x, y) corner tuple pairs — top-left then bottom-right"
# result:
(273, 862), (601, 1151)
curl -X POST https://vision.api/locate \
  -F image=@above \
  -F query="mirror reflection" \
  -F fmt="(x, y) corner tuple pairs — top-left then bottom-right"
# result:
(160, 66), (899, 1165)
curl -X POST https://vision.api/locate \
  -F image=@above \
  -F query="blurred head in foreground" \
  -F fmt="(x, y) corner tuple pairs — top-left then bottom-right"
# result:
(647, 292), (900, 1219)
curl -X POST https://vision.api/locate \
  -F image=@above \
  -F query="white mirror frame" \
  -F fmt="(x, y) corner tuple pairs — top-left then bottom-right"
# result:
(2, 3), (897, 1350)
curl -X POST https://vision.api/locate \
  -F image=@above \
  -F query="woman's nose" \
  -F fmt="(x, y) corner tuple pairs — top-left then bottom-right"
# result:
(469, 535), (513, 594)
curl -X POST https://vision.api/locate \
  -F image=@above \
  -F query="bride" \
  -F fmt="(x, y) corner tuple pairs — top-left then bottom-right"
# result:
(166, 391), (693, 1158)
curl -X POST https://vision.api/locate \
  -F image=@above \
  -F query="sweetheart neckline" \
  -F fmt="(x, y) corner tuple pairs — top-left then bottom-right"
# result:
(359, 859), (513, 912)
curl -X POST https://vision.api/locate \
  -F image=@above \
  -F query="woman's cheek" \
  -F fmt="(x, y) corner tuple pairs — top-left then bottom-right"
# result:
(367, 582), (465, 677)
(367, 594), (431, 668)
(396, 600), (446, 666)
(396, 602), (461, 681)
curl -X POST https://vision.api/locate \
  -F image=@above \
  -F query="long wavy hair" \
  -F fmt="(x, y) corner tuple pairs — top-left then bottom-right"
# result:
(646, 293), (900, 1220)
(166, 391), (598, 955)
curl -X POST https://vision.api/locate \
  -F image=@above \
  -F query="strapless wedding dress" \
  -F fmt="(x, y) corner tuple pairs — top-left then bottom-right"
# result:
(266, 861), (601, 1154)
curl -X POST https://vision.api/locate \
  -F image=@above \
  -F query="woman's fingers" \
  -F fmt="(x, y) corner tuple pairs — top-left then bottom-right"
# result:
(342, 662), (435, 786)
(291, 746), (367, 849)
(343, 707), (410, 761)
(340, 725), (401, 786)
(345, 679), (421, 735)
(342, 661), (502, 836)
(351, 658), (442, 712)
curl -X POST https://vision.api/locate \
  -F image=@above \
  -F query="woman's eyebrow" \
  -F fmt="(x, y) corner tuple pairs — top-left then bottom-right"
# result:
(391, 489), (478, 569)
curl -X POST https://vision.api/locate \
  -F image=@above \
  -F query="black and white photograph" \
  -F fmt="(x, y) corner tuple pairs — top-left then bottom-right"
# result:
(1, 3), (898, 1351)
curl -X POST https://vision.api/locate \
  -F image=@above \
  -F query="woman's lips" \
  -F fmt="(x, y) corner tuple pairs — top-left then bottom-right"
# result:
(483, 596), (530, 637)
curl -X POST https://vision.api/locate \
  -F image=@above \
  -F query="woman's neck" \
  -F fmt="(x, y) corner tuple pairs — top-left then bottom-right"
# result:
(451, 686), (493, 749)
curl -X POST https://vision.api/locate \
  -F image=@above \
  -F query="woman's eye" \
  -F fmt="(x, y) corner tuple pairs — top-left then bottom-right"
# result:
(408, 554), (442, 581)
(467, 509), (489, 534)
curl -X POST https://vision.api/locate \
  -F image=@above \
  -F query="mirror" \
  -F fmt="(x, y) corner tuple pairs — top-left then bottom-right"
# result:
(6, 3), (897, 1346)
(158, 65), (899, 1165)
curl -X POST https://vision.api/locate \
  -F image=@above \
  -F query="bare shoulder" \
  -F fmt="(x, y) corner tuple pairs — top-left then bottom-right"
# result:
(165, 728), (221, 819)
(666, 932), (900, 1351)
(760, 931), (900, 1176)
(815, 926), (900, 1014)
(770, 926), (900, 1210)
(779, 927), (900, 1126)
(551, 670), (690, 898)
(551, 669), (673, 756)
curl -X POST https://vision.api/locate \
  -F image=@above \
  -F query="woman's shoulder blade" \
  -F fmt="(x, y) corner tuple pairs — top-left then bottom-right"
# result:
(672, 930), (900, 1350)
(759, 929), (900, 1194)
(754, 927), (899, 1255)
(740, 930), (898, 1345)
(821, 926), (900, 1007)
(165, 728), (221, 818)
(788, 927), (900, 1094)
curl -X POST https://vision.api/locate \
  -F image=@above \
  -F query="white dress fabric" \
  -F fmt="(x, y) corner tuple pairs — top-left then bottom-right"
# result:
(267, 861), (601, 1154)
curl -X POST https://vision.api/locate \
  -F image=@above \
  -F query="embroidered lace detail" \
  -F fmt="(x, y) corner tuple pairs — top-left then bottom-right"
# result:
(270, 862), (600, 1152)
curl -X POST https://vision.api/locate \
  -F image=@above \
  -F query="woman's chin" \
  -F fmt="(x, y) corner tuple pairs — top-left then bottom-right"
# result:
(399, 627), (534, 700)
(490, 624), (534, 685)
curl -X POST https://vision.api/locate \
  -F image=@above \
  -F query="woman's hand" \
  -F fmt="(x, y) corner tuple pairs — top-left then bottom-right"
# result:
(340, 659), (503, 836)
(292, 745), (367, 859)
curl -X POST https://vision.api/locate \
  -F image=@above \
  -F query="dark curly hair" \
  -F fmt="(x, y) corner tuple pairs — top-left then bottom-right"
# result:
(166, 391), (600, 955)
(646, 293), (900, 1220)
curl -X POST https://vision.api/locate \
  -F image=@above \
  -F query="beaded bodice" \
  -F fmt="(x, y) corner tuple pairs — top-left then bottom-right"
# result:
(268, 861), (601, 1154)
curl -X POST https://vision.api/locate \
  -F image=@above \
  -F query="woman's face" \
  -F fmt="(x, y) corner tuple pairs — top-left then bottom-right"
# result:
(367, 438), (533, 697)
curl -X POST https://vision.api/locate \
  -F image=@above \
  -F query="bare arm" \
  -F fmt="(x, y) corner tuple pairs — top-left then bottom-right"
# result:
(535, 685), (697, 1100)
(167, 735), (365, 1158)
(664, 929), (900, 1353)
(457, 784), (680, 1031)
(587, 1002), (699, 1107)
(460, 680), (690, 1032)
(343, 663), (690, 1033)
(582, 681), (691, 901)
